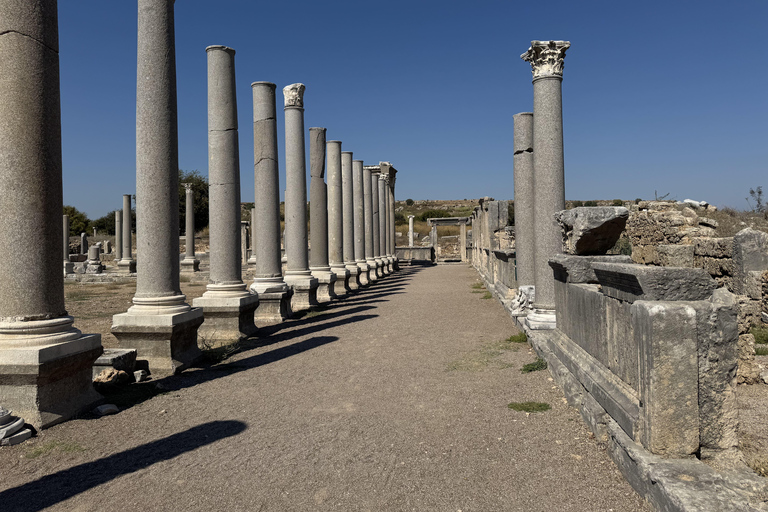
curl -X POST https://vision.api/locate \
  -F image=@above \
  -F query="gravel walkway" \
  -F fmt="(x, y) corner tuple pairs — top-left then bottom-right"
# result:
(0, 264), (648, 511)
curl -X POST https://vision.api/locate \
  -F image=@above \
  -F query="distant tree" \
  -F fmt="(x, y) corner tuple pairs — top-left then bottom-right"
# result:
(634, 198), (642, 204)
(416, 209), (451, 222)
(405, 198), (414, 206)
(572, 200), (584, 208)
(63, 205), (90, 236)
(91, 210), (117, 235)
(395, 212), (406, 225)
(584, 200), (598, 207)
(179, 169), (209, 233)
(612, 199), (623, 206)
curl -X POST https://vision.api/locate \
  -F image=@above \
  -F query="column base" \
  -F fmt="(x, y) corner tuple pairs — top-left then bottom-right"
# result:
(374, 258), (385, 278)
(311, 268), (337, 303)
(250, 279), (291, 325)
(111, 306), (204, 377)
(63, 261), (75, 276)
(86, 262), (103, 274)
(192, 291), (259, 348)
(524, 308), (557, 330)
(345, 263), (361, 290)
(392, 257), (400, 271)
(117, 259), (136, 273)
(284, 273), (319, 312)
(356, 261), (370, 287)
(509, 286), (535, 317)
(366, 259), (378, 282)
(381, 257), (392, 275)
(330, 266), (350, 297)
(0, 334), (103, 429)
(181, 258), (200, 272)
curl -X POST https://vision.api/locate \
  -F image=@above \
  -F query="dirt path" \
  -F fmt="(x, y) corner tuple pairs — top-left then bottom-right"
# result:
(0, 265), (648, 511)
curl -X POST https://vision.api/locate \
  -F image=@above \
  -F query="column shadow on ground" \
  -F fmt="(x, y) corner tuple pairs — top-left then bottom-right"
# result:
(0, 420), (248, 512)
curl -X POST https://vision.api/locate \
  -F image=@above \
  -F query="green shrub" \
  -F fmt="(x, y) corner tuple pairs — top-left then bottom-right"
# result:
(506, 333), (527, 343)
(584, 200), (598, 207)
(521, 358), (547, 373)
(416, 209), (451, 222)
(612, 199), (624, 206)
(751, 324), (768, 344)
(394, 212), (406, 225)
(405, 198), (414, 206)
(508, 401), (550, 413)
(572, 200), (584, 208)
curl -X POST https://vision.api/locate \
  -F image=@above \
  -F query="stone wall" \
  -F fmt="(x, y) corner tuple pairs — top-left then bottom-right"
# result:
(470, 200), (517, 305)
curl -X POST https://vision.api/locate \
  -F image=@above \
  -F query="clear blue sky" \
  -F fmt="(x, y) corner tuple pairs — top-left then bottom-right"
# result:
(57, 1), (768, 219)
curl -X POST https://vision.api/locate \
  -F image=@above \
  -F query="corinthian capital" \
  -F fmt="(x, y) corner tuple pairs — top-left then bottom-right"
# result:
(283, 83), (305, 107)
(521, 40), (570, 80)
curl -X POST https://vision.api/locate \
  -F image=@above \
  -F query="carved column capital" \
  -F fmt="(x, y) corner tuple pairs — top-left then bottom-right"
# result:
(521, 40), (570, 80)
(283, 83), (305, 108)
(183, 182), (193, 193)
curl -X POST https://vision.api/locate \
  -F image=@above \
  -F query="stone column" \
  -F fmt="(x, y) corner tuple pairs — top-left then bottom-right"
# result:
(283, 83), (318, 310)
(430, 223), (437, 250)
(371, 169), (384, 277)
(86, 245), (102, 274)
(308, 127), (336, 302)
(521, 40), (569, 330)
(327, 140), (350, 295)
(249, 82), (290, 324)
(80, 233), (88, 255)
(247, 207), (257, 267)
(408, 215), (414, 247)
(112, 0), (204, 375)
(63, 215), (74, 276)
(118, 194), (136, 273)
(342, 151), (361, 289)
(180, 183), (200, 272)
(377, 173), (390, 275)
(0, 0), (102, 428)
(192, 46), (258, 345)
(511, 111), (536, 315)
(460, 221), (467, 262)
(363, 166), (378, 282)
(353, 160), (370, 286)
(382, 163), (399, 271)
(115, 210), (123, 263)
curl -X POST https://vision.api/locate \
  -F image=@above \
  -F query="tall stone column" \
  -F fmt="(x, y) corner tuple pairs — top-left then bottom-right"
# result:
(118, 194), (136, 273)
(382, 163), (399, 271)
(371, 169), (384, 277)
(308, 127), (336, 302)
(460, 221), (467, 262)
(327, 140), (350, 295)
(283, 83), (318, 310)
(377, 174), (391, 275)
(408, 215), (414, 247)
(363, 166), (378, 282)
(247, 207), (257, 267)
(180, 183), (200, 272)
(0, 0), (102, 428)
(249, 82), (290, 324)
(63, 215), (74, 275)
(112, 0), (204, 375)
(430, 222), (437, 250)
(192, 46), (258, 345)
(511, 111), (536, 315)
(353, 160), (370, 286)
(521, 40), (569, 330)
(342, 151), (361, 289)
(115, 210), (123, 263)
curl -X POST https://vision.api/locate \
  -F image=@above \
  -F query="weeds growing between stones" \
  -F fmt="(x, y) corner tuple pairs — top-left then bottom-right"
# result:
(508, 401), (551, 413)
(521, 358), (547, 373)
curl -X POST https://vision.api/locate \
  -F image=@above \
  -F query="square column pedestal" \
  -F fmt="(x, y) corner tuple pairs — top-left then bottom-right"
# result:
(0, 326), (102, 429)
(345, 264), (361, 291)
(331, 267), (350, 298)
(193, 285), (259, 348)
(250, 278), (292, 325)
(111, 298), (204, 376)
(356, 262), (371, 287)
(284, 273), (319, 312)
(311, 269), (337, 303)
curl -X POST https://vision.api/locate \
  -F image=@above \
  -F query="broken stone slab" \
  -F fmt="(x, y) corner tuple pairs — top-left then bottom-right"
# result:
(0, 417), (25, 440)
(555, 206), (629, 255)
(94, 404), (119, 416)
(592, 262), (717, 303)
(549, 254), (633, 284)
(1, 428), (32, 446)
(92, 348), (137, 379)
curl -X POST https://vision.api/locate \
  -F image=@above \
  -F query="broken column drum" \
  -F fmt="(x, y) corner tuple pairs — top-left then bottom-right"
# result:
(353, 160), (370, 286)
(521, 40), (569, 330)
(0, 0), (102, 428)
(282, 83), (318, 310)
(112, 0), (204, 375)
(370, 169), (384, 277)
(193, 45), (258, 344)
(63, 215), (74, 275)
(363, 166), (378, 281)
(309, 127), (336, 302)
(118, 194), (136, 273)
(327, 140), (350, 295)
(249, 82), (291, 324)
(180, 183), (200, 272)
(342, 151), (361, 289)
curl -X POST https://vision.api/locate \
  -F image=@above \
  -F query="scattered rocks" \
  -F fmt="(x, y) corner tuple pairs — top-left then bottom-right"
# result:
(94, 368), (132, 386)
(134, 369), (149, 382)
(0, 407), (33, 447)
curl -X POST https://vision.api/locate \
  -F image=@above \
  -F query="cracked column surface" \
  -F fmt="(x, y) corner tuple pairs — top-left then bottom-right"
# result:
(342, 151), (361, 289)
(180, 183), (200, 272)
(63, 215), (74, 275)
(283, 83), (318, 311)
(114, 210), (123, 263)
(118, 194), (136, 273)
(327, 140), (350, 296)
(309, 127), (336, 302)
(513, 112), (535, 289)
(112, 0), (204, 375)
(0, 0), (102, 428)
(249, 82), (290, 324)
(193, 45), (258, 345)
(521, 40), (569, 330)
(353, 160), (370, 286)
(378, 173), (391, 275)
(370, 169), (383, 277)
(363, 165), (378, 282)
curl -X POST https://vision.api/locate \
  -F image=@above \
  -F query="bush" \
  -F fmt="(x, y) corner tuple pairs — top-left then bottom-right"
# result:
(584, 200), (598, 207)
(612, 199), (623, 206)
(416, 209), (451, 222)
(572, 200), (584, 208)
(394, 212), (406, 225)
(91, 210), (116, 235)
(508, 202), (515, 226)
(179, 169), (209, 233)
(63, 205), (90, 236)
(405, 198), (414, 206)
(634, 198), (642, 204)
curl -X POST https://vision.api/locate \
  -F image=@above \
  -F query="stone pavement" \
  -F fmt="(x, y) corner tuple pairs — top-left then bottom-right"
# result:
(0, 265), (649, 511)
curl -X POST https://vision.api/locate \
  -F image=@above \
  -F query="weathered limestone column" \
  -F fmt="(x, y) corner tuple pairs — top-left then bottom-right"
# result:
(80, 232), (88, 255)
(377, 173), (390, 275)
(180, 183), (200, 272)
(353, 160), (370, 286)
(371, 169), (384, 277)
(327, 140), (350, 295)
(112, 0), (204, 375)
(241, 221), (248, 266)
(385, 164), (399, 270)
(342, 151), (361, 289)
(283, 83), (318, 310)
(86, 245), (102, 274)
(460, 221), (467, 261)
(408, 215), (414, 247)
(521, 40), (569, 330)
(247, 207), (257, 267)
(63, 215), (74, 275)
(430, 222), (437, 249)
(511, 111), (536, 315)
(192, 45), (258, 345)
(249, 82), (290, 324)
(118, 194), (136, 273)
(363, 166), (378, 282)
(309, 128), (336, 302)
(114, 210), (123, 263)
(0, 0), (102, 428)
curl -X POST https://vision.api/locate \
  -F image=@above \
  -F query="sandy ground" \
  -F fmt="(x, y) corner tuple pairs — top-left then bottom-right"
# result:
(0, 265), (650, 511)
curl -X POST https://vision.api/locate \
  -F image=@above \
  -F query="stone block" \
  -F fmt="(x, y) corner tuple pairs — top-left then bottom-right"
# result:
(549, 254), (632, 284)
(733, 228), (768, 298)
(92, 348), (137, 379)
(593, 262), (716, 304)
(193, 293), (259, 347)
(555, 207), (629, 255)
(694, 237), (733, 258)
(656, 244), (694, 267)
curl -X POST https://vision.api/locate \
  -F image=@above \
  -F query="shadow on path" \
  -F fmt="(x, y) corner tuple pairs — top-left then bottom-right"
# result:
(0, 420), (248, 511)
